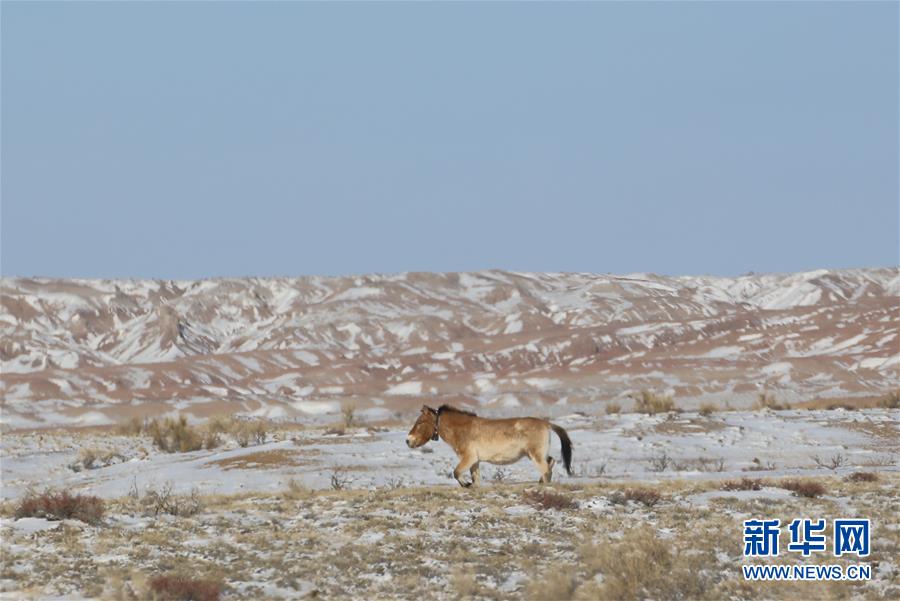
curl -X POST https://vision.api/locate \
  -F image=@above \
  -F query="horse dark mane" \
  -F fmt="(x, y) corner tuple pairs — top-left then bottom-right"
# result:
(437, 404), (477, 417)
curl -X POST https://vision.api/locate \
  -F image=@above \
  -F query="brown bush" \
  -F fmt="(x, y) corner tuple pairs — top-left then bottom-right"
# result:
(135, 482), (202, 517)
(698, 402), (718, 417)
(146, 415), (204, 453)
(341, 401), (357, 428)
(15, 490), (105, 525)
(721, 478), (762, 491)
(778, 478), (826, 498)
(878, 390), (900, 409)
(524, 489), (578, 511)
(115, 416), (144, 436)
(147, 574), (221, 601)
(755, 392), (789, 411)
(633, 390), (676, 415)
(605, 402), (621, 415)
(232, 420), (267, 447)
(609, 487), (661, 507)
(845, 471), (878, 483)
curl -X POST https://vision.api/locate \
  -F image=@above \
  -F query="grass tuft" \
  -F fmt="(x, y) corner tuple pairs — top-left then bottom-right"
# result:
(609, 487), (662, 507)
(777, 478), (826, 498)
(632, 390), (676, 415)
(524, 489), (578, 511)
(147, 574), (221, 601)
(755, 391), (789, 411)
(877, 390), (900, 409)
(698, 402), (718, 417)
(146, 415), (204, 453)
(845, 471), (878, 483)
(721, 477), (762, 491)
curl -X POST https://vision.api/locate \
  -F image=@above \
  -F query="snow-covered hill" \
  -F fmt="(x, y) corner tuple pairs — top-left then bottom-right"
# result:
(1, 268), (897, 428)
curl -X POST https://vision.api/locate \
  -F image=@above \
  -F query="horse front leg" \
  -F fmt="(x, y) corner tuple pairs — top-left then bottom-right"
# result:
(453, 453), (478, 488)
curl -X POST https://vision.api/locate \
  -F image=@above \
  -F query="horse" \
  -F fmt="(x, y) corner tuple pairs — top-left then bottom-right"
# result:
(406, 404), (573, 487)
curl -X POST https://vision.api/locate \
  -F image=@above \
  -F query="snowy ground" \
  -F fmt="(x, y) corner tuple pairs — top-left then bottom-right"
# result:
(2, 409), (897, 500)
(1, 407), (898, 599)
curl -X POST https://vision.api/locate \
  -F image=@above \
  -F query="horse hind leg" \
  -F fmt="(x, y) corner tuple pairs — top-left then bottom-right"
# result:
(469, 462), (481, 487)
(529, 452), (552, 484)
(545, 457), (556, 483)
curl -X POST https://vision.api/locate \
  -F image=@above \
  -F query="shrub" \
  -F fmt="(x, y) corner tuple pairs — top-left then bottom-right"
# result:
(813, 453), (846, 470)
(755, 392), (789, 411)
(330, 472), (351, 490)
(15, 490), (105, 525)
(633, 390), (676, 415)
(147, 574), (221, 601)
(234, 420), (267, 447)
(146, 415), (204, 453)
(778, 478), (826, 498)
(524, 489), (578, 511)
(744, 457), (776, 471)
(283, 478), (311, 500)
(878, 390), (900, 409)
(116, 416), (144, 436)
(70, 447), (125, 472)
(605, 402), (621, 415)
(129, 481), (202, 517)
(573, 526), (708, 600)
(694, 456), (726, 472)
(202, 430), (221, 450)
(609, 487), (661, 508)
(845, 471), (878, 483)
(341, 401), (357, 428)
(648, 451), (671, 472)
(721, 478), (762, 491)
(206, 414), (235, 435)
(698, 402), (718, 417)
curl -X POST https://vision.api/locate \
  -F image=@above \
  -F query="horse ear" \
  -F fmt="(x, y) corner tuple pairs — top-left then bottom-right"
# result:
(422, 405), (434, 413)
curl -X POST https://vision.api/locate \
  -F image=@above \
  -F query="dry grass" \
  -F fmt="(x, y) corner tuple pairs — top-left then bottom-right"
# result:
(234, 420), (267, 448)
(147, 574), (221, 601)
(878, 390), (900, 409)
(207, 449), (309, 471)
(743, 457), (776, 471)
(721, 477), (762, 491)
(755, 391), (789, 411)
(605, 401), (621, 415)
(125, 414), (271, 452)
(608, 487), (662, 507)
(146, 415), (207, 453)
(71, 447), (124, 471)
(573, 525), (711, 601)
(523, 489), (578, 511)
(698, 402), (719, 417)
(282, 478), (312, 500)
(777, 478), (826, 498)
(632, 390), (676, 415)
(341, 401), (357, 428)
(4, 473), (898, 600)
(115, 416), (145, 437)
(845, 471), (878, 483)
(15, 490), (105, 525)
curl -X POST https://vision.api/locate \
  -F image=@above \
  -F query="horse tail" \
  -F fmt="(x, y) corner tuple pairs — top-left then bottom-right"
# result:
(550, 423), (573, 476)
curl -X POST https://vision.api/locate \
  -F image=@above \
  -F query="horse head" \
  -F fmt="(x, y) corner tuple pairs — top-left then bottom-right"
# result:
(406, 405), (438, 447)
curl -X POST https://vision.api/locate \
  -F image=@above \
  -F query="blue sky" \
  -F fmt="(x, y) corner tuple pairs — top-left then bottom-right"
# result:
(2, 2), (897, 279)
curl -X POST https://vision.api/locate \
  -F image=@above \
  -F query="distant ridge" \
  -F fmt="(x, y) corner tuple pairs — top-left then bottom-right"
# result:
(2, 268), (897, 429)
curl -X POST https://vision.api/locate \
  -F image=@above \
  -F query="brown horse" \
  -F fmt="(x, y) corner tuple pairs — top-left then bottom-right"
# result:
(406, 405), (573, 487)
